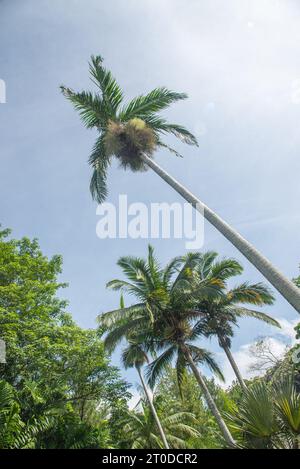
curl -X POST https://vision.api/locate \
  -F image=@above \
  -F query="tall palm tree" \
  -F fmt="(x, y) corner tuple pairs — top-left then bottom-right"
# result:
(61, 55), (300, 314)
(98, 246), (235, 447)
(192, 252), (280, 391)
(121, 341), (169, 449)
(122, 399), (199, 449)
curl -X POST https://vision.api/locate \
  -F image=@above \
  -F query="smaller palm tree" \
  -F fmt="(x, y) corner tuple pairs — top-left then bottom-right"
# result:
(99, 246), (235, 447)
(225, 374), (300, 449)
(191, 252), (279, 390)
(122, 399), (199, 449)
(121, 340), (169, 449)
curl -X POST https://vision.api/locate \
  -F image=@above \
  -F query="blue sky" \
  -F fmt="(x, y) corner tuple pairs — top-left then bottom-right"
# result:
(0, 0), (299, 393)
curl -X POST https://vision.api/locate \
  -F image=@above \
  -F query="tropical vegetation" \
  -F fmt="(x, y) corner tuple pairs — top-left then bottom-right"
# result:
(1, 228), (299, 449)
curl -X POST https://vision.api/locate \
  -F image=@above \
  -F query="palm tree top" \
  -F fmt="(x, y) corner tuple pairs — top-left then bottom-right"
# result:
(121, 341), (149, 370)
(99, 246), (226, 390)
(61, 55), (198, 203)
(191, 253), (279, 346)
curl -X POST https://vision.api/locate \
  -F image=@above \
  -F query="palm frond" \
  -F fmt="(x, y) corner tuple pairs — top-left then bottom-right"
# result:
(117, 256), (153, 288)
(98, 303), (146, 328)
(225, 381), (277, 447)
(60, 87), (108, 129)
(163, 256), (185, 286)
(163, 411), (197, 426)
(196, 251), (219, 279)
(88, 128), (110, 203)
(146, 347), (176, 389)
(227, 282), (275, 306)
(119, 87), (187, 121)
(171, 252), (202, 292)
(209, 258), (243, 282)
(157, 140), (183, 158)
(274, 375), (300, 433)
(106, 279), (145, 299)
(156, 122), (198, 146)
(14, 416), (52, 449)
(103, 317), (146, 353)
(89, 55), (123, 113)
(122, 342), (148, 369)
(234, 307), (280, 328)
(189, 319), (207, 341)
(187, 344), (225, 382)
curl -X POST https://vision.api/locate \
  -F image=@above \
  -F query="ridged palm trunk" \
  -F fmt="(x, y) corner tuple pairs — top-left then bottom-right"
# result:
(218, 335), (247, 392)
(140, 153), (300, 314)
(181, 344), (236, 448)
(136, 366), (170, 449)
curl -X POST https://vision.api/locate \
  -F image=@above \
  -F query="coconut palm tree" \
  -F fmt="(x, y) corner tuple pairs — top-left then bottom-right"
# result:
(98, 246), (235, 447)
(122, 398), (200, 449)
(61, 55), (300, 314)
(191, 252), (280, 391)
(121, 341), (169, 449)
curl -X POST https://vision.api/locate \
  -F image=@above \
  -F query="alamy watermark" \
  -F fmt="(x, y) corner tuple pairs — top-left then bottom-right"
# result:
(96, 195), (204, 249)
(0, 339), (6, 363)
(0, 79), (6, 103)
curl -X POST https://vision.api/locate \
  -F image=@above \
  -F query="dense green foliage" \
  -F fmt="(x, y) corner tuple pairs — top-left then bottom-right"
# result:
(153, 368), (233, 448)
(0, 228), (299, 449)
(120, 396), (200, 449)
(226, 376), (300, 448)
(0, 228), (130, 448)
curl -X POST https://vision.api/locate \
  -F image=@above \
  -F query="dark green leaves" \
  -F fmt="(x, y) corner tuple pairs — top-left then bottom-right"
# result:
(88, 135), (110, 203)
(60, 87), (108, 129)
(89, 55), (124, 113)
(119, 87), (187, 121)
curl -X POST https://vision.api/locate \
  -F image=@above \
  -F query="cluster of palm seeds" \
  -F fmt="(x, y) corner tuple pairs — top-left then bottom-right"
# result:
(104, 118), (157, 171)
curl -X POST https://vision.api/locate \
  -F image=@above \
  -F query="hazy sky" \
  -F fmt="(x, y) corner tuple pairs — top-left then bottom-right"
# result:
(1, 0), (299, 392)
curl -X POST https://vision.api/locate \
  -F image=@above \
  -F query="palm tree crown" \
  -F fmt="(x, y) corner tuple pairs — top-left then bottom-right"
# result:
(99, 246), (224, 389)
(192, 251), (279, 348)
(61, 55), (198, 203)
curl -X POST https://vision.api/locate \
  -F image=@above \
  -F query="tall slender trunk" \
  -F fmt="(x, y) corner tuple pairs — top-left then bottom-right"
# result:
(140, 153), (300, 314)
(181, 344), (236, 448)
(137, 366), (169, 449)
(218, 335), (247, 392)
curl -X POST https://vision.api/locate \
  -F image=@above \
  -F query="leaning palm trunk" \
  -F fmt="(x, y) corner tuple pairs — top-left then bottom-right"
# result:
(140, 153), (300, 314)
(137, 367), (169, 449)
(218, 335), (247, 392)
(181, 344), (236, 448)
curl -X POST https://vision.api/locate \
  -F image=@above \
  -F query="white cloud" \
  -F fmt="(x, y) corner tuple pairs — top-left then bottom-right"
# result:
(276, 317), (299, 344)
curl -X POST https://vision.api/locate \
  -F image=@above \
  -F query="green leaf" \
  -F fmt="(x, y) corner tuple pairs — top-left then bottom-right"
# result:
(119, 87), (187, 121)
(60, 87), (108, 129)
(89, 55), (123, 113)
